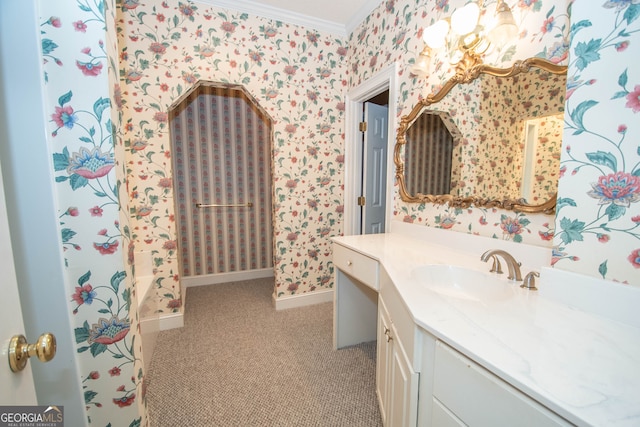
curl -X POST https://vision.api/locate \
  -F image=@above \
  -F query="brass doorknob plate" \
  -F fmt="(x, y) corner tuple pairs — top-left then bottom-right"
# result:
(9, 333), (56, 372)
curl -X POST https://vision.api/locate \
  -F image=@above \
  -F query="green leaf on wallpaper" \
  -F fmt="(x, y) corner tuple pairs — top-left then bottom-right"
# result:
(633, 168), (640, 176)
(618, 69), (628, 87)
(171, 32), (182, 41)
(605, 204), (625, 221)
(598, 261), (608, 279)
(586, 151), (617, 171)
(612, 91), (628, 100)
(55, 176), (68, 182)
(546, 5), (555, 18)
(574, 39), (601, 71)
(84, 390), (97, 405)
(144, 32), (157, 42)
(53, 151), (69, 171)
(70, 174), (88, 190)
(74, 322), (90, 343)
(77, 346), (89, 353)
(90, 343), (107, 357)
(624, 4), (640, 25)
(78, 3), (91, 12)
(569, 20), (591, 39)
(570, 100), (598, 130)
(78, 271), (91, 286)
(559, 217), (585, 244)
(513, 234), (523, 243)
(98, 308), (110, 314)
(111, 271), (126, 292)
(61, 228), (76, 243)
(93, 97), (110, 121)
(42, 38), (58, 55)
(556, 197), (576, 212)
(58, 90), (72, 107)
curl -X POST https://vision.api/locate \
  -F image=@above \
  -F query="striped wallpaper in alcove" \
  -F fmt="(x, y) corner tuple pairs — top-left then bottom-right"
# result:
(171, 85), (273, 277)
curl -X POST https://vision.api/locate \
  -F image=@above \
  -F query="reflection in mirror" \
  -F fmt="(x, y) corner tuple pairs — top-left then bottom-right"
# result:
(404, 111), (461, 196)
(396, 57), (567, 213)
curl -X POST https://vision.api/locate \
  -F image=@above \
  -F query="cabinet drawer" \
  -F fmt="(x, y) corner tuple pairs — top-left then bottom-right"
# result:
(433, 341), (572, 427)
(333, 243), (379, 290)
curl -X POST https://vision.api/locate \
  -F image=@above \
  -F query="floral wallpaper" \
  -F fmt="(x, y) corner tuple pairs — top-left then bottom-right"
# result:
(553, 1), (640, 285)
(38, 0), (145, 425)
(528, 113), (563, 204)
(23, 0), (638, 425)
(474, 69), (565, 201)
(115, 0), (348, 304)
(349, 0), (571, 245)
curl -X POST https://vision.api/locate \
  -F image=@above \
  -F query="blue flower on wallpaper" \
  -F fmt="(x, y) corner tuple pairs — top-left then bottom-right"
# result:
(67, 147), (115, 179)
(88, 317), (130, 345)
(587, 171), (640, 206)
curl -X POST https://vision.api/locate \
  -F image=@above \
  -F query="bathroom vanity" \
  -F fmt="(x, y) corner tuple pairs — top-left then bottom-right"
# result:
(332, 224), (640, 426)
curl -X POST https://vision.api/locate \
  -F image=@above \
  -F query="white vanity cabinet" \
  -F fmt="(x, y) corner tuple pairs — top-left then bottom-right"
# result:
(377, 268), (420, 427)
(377, 296), (419, 426)
(428, 341), (573, 427)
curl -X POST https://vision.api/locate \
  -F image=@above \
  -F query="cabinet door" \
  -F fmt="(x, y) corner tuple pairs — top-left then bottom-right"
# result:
(376, 297), (393, 424)
(388, 322), (419, 427)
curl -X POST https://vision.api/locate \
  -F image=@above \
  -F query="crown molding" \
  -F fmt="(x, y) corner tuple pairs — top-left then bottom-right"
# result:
(345, 0), (382, 35)
(195, 0), (348, 36)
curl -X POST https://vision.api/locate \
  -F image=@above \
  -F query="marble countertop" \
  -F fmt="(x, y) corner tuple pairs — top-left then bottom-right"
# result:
(332, 231), (640, 427)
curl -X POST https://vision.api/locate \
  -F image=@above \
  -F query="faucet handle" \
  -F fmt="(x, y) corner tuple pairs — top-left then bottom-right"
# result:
(489, 255), (503, 274)
(520, 271), (540, 291)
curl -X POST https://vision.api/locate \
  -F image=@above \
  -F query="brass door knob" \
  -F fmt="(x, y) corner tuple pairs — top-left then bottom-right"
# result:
(9, 333), (56, 372)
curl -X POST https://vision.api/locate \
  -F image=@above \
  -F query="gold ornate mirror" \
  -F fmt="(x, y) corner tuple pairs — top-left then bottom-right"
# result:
(395, 57), (567, 214)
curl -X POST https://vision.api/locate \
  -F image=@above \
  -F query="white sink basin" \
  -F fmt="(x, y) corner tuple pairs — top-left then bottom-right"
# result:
(410, 265), (517, 303)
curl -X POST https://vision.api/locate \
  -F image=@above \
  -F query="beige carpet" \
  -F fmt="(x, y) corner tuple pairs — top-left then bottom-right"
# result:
(146, 278), (382, 426)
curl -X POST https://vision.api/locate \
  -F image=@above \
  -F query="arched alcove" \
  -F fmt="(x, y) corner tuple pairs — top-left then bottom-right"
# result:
(168, 82), (274, 282)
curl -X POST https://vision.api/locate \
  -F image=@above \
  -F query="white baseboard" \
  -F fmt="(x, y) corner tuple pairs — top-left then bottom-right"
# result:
(273, 289), (334, 311)
(158, 312), (184, 330)
(182, 268), (274, 287)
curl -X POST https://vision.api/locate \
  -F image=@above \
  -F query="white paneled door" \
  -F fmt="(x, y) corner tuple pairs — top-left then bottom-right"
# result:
(0, 158), (37, 405)
(362, 102), (389, 234)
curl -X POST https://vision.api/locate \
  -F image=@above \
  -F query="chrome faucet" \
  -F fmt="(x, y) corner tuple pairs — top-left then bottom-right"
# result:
(480, 249), (522, 281)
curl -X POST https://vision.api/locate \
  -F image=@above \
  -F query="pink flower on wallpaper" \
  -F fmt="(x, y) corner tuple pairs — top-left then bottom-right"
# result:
(94, 241), (119, 255)
(149, 42), (167, 56)
(48, 16), (61, 28)
(284, 65), (297, 76)
(72, 20), (87, 32)
(108, 367), (121, 377)
(158, 177), (172, 188)
(52, 105), (77, 129)
(628, 249), (640, 268)
(121, 0), (140, 10)
(153, 111), (168, 123)
(625, 85), (640, 113)
(113, 394), (136, 408)
(221, 21), (236, 33)
(286, 232), (298, 241)
(616, 41), (629, 52)
(162, 240), (177, 250)
(587, 172), (640, 206)
(284, 124), (297, 134)
(76, 60), (103, 77)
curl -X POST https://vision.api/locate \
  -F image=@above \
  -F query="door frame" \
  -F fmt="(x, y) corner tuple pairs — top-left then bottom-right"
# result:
(344, 62), (398, 236)
(0, 0), (85, 421)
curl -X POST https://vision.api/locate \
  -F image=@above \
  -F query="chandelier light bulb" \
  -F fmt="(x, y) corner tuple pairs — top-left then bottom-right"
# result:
(423, 20), (449, 50)
(488, 1), (518, 48)
(450, 2), (480, 35)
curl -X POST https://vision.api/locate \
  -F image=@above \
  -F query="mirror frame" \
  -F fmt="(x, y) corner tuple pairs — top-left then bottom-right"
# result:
(395, 56), (567, 214)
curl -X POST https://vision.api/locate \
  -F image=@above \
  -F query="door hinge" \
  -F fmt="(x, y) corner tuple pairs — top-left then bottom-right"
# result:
(359, 121), (367, 132)
(357, 196), (366, 206)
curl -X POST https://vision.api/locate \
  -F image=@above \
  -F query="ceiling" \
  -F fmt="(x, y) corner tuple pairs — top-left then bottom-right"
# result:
(202, 0), (383, 36)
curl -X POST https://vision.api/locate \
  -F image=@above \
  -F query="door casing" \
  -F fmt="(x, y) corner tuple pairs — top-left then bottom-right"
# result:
(344, 62), (398, 236)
